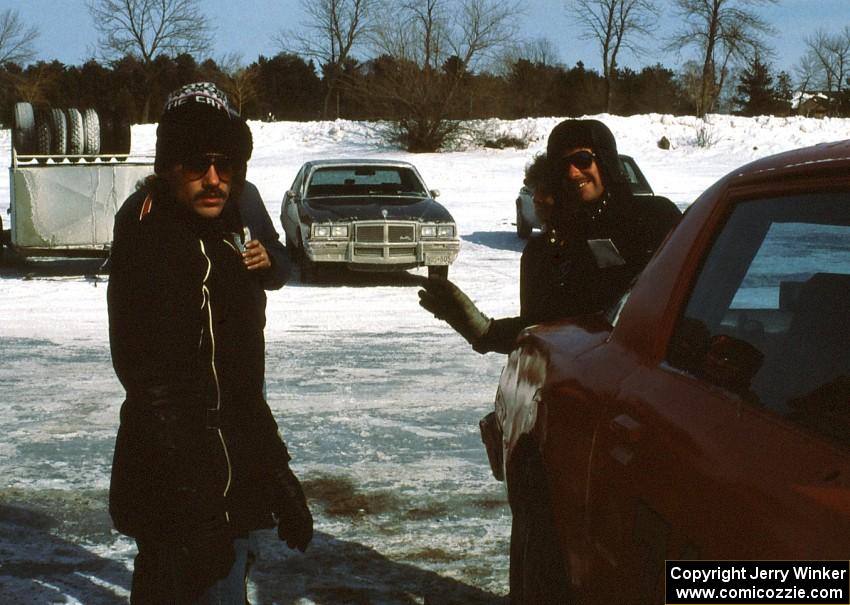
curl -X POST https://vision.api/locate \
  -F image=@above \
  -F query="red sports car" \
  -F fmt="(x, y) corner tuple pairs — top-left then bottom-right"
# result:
(483, 140), (850, 604)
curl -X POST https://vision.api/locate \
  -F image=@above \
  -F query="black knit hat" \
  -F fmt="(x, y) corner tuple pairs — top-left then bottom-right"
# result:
(154, 82), (253, 175)
(545, 119), (625, 189)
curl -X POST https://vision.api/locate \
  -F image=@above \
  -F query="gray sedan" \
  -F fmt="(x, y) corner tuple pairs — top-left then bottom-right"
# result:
(281, 159), (460, 282)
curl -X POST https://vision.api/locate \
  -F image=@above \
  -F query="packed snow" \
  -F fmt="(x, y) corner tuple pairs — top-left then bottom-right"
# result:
(1, 112), (848, 604)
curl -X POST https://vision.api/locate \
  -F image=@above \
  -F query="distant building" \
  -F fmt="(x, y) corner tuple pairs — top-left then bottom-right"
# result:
(791, 91), (834, 118)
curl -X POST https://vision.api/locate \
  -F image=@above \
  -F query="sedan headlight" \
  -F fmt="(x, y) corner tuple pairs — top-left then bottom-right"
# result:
(421, 224), (455, 238)
(311, 224), (350, 239)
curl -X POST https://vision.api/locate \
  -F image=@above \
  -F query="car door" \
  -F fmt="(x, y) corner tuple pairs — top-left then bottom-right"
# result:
(584, 189), (850, 604)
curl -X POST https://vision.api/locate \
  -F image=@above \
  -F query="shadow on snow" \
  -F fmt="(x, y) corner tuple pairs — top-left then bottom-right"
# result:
(0, 492), (507, 605)
(461, 232), (525, 253)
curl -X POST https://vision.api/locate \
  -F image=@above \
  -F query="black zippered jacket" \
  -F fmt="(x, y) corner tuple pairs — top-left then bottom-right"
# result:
(475, 192), (682, 354)
(107, 188), (290, 540)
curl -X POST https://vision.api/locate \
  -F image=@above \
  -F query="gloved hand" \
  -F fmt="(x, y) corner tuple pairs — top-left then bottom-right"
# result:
(272, 465), (313, 552)
(417, 276), (492, 346)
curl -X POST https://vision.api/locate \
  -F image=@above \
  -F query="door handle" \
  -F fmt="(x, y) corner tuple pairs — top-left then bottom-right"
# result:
(610, 413), (643, 444)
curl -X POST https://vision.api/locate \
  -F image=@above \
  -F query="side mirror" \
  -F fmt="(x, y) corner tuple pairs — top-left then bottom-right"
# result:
(702, 334), (764, 397)
(430, 189), (440, 198)
(284, 190), (297, 202)
(669, 320), (763, 399)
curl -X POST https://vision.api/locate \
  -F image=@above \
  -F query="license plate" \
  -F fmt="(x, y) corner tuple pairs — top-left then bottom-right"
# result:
(425, 254), (451, 265)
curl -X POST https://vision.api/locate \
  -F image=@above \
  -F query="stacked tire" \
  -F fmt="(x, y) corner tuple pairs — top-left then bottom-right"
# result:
(12, 102), (130, 162)
(12, 102), (35, 155)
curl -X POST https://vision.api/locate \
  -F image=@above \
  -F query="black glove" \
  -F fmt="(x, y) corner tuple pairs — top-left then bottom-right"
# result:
(272, 465), (313, 552)
(417, 276), (492, 346)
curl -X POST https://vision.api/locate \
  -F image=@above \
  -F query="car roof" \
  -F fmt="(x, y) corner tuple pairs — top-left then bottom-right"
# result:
(724, 139), (850, 186)
(302, 159), (418, 169)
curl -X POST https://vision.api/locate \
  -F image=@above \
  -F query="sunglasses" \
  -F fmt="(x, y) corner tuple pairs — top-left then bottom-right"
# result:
(180, 153), (235, 182)
(562, 150), (597, 171)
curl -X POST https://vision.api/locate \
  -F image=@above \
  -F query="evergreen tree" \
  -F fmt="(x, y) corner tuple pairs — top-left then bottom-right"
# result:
(734, 54), (779, 116)
(252, 54), (322, 121)
(773, 70), (793, 115)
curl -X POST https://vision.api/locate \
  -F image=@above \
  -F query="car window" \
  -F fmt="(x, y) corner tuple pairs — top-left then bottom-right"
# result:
(618, 156), (652, 195)
(667, 191), (850, 442)
(306, 166), (427, 197)
(290, 166), (304, 196)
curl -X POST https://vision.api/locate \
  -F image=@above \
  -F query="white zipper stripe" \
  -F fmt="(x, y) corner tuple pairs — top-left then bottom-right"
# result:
(198, 239), (233, 512)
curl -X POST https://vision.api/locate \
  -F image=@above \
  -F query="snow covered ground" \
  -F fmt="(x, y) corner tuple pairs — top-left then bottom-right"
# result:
(1, 113), (848, 604)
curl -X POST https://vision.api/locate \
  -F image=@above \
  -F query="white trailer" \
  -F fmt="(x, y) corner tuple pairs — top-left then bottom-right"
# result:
(4, 151), (153, 258)
(2, 101), (148, 259)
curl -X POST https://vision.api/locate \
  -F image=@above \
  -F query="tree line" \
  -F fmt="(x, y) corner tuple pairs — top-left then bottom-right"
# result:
(2, 1), (849, 152)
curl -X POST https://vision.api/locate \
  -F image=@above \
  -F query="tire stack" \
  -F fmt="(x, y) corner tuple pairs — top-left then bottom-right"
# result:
(12, 101), (131, 162)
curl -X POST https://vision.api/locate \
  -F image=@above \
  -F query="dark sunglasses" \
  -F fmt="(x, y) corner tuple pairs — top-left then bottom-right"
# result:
(562, 150), (597, 171)
(180, 153), (234, 182)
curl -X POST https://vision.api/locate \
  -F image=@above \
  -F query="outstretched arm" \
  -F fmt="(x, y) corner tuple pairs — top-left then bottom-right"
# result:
(417, 276), (528, 354)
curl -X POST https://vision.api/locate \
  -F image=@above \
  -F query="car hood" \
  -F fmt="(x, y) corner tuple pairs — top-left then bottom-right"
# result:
(301, 196), (453, 223)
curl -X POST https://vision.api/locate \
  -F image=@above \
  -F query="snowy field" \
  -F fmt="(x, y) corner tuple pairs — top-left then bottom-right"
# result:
(1, 113), (848, 604)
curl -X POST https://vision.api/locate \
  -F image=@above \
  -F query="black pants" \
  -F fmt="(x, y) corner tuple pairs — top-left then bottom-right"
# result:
(130, 533), (254, 605)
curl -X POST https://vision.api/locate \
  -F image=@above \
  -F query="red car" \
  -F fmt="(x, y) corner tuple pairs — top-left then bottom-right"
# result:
(483, 140), (850, 604)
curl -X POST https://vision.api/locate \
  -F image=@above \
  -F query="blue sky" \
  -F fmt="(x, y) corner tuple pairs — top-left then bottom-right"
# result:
(9, 0), (850, 77)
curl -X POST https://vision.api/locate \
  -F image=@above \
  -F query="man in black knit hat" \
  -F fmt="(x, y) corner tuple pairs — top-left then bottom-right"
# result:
(107, 82), (312, 604)
(418, 118), (682, 354)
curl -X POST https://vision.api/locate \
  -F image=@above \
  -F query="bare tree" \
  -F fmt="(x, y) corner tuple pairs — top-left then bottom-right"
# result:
(366, 0), (520, 151)
(802, 27), (850, 95)
(214, 53), (258, 116)
(87, 0), (213, 121)
(497, 36), (560, 74)
(668, 0), (776, 116)
(568, 0), (657, 112)
(521, 37), (560, 66)
(0, 8), (39, 65)
(276, 0), (376, 119)
(677, 59), (703, 110)
(794, 52), (819, 97)
(371, 0), (445, 67)
(88, 0), (212, 62)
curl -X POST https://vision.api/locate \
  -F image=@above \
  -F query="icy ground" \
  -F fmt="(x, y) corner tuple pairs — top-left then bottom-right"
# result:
(1, 113), (848, 604)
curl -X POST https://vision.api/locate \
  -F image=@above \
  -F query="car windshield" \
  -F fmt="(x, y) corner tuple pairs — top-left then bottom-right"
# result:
(306, 166), (428, 198)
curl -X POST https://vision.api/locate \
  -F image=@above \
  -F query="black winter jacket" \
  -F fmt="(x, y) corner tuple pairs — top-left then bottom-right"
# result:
(475, 193), (682, 354)
(107, 188), (291, 540)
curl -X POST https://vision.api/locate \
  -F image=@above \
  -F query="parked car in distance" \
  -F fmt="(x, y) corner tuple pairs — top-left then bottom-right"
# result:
(280, 159), (460, 281)
(484, 140), (850, 603)
(515, 153), (654, 238)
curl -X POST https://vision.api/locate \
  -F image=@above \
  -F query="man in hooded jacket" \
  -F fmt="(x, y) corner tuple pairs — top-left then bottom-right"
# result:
(418, 118), (682, 353)
(107, 82), (312, 604)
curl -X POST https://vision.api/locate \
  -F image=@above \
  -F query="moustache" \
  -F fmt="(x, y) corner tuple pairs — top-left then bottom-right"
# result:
(194, 187), (228, 201)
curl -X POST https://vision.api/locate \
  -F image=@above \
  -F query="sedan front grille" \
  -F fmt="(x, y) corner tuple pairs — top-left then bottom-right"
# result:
(355, 223), (416, 244)
(356, 225), (384, 242)
(388, 225), (415, 243)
